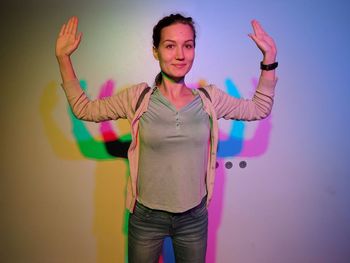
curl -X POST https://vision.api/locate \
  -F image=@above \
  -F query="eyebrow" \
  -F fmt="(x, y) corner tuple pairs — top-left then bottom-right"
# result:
(162, 39), (194, 44)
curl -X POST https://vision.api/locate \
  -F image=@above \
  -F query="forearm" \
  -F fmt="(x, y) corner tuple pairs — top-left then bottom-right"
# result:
(57, 55), (78, 83)
(57, 56), (89, 120)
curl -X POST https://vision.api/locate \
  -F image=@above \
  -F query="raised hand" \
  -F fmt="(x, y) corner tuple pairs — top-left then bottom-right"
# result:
(55, 16), (82, 59)
(248, 20), (277, 64)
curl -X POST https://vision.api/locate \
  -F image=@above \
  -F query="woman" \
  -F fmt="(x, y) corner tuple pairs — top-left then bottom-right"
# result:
(56, 13), (277, 263)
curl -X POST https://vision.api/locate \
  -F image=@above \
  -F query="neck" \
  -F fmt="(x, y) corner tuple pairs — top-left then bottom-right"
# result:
(159, 71), (187, 97)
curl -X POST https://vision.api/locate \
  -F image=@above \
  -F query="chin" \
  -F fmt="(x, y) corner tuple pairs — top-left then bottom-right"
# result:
(162, 71), (185, 81)
(170, 69), (192, 80)
(171, 73), (187, 81)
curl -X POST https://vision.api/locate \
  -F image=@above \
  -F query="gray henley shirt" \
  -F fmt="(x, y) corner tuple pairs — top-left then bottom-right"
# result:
(137, 88), (210, 212)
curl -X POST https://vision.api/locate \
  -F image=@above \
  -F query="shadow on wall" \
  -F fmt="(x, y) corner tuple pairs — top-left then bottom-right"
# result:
(39, 77), (272, 263)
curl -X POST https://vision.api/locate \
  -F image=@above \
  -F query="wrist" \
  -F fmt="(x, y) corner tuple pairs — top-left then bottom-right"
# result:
(262, 57), (276, 65)
(262, 52), (276, 64)
(260, 61), (278, 71)
(56, 54), (71, 63)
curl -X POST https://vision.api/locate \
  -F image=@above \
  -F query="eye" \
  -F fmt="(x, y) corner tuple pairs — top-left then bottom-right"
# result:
(166, 44), (175, 49)
(185, 44), (194, 49)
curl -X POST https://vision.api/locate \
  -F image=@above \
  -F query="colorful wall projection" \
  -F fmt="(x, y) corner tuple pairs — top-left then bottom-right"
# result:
(3, 1), (350, 263)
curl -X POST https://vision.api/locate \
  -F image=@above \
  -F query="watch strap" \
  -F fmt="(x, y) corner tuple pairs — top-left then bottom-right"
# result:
(260, 61), (278, 71)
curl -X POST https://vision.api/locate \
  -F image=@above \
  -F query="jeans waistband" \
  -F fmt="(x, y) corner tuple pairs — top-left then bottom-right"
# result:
(136, 196), (207, 215)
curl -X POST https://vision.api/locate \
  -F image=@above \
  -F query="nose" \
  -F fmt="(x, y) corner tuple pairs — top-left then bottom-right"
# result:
(175, 47), (184, 60)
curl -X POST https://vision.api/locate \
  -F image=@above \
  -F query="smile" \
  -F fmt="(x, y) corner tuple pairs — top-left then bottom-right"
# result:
(173, 64), (187, 68)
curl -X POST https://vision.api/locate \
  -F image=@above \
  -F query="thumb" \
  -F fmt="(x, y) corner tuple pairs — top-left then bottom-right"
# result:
(248, 33), (257, 43)
(73, 32), (83, 50)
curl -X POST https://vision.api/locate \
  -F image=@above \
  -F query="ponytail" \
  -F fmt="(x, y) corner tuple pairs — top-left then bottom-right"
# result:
(154, 72), (162, 86)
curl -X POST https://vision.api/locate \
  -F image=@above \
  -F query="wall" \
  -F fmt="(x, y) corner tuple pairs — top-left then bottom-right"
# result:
(2, 0), (350, 262)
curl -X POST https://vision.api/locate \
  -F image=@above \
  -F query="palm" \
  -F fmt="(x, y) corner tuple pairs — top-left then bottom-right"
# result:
(55, 17), (82, 58)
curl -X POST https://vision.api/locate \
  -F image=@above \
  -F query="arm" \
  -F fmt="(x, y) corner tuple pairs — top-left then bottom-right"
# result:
(209, 20), (277, 120)
(55, 17), (130, 122)
(209, 77), (276, 121)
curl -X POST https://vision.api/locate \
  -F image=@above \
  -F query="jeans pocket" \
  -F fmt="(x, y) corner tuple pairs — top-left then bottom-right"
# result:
(190, 199), (208, 219)
(132, 202), (153, 221)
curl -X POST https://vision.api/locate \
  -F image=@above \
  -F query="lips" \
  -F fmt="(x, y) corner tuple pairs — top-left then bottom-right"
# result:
(173, 64), (187, 68)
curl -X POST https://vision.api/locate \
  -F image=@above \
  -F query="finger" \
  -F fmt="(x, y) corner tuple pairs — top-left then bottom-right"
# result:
(251, 20), (259, 36)
(248, 33), (266, 51)
(252, 20), (265, 37)
(255, 20), (268, 36)
(65, 18), (72, 34)
(66, 16), (75, 34)
(73, 32), (82, 49)
(248, 33), (258, 44)
(71, 16), (79, 35)
(59, 23), (66, 36)
(77, 32), (82, 43)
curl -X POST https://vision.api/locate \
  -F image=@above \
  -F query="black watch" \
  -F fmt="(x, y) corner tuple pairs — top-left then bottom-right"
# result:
(260, 61), (278, 71)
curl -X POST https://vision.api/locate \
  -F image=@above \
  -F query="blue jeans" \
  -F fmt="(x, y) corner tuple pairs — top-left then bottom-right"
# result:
(128, 197), (208, 263)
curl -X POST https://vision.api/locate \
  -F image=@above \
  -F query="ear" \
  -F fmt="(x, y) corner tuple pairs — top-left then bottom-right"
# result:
(152, 46), (159, 61)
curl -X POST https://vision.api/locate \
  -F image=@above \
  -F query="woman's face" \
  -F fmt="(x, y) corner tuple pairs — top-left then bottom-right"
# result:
(153, 23), (195, 82)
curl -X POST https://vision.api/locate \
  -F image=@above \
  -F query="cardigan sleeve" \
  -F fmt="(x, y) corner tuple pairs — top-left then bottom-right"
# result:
(208, 76), (277, 121)
(61, 79), (145, 122)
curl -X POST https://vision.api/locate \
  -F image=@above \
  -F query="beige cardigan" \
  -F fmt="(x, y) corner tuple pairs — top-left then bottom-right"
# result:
(62, 76), (277, 212)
